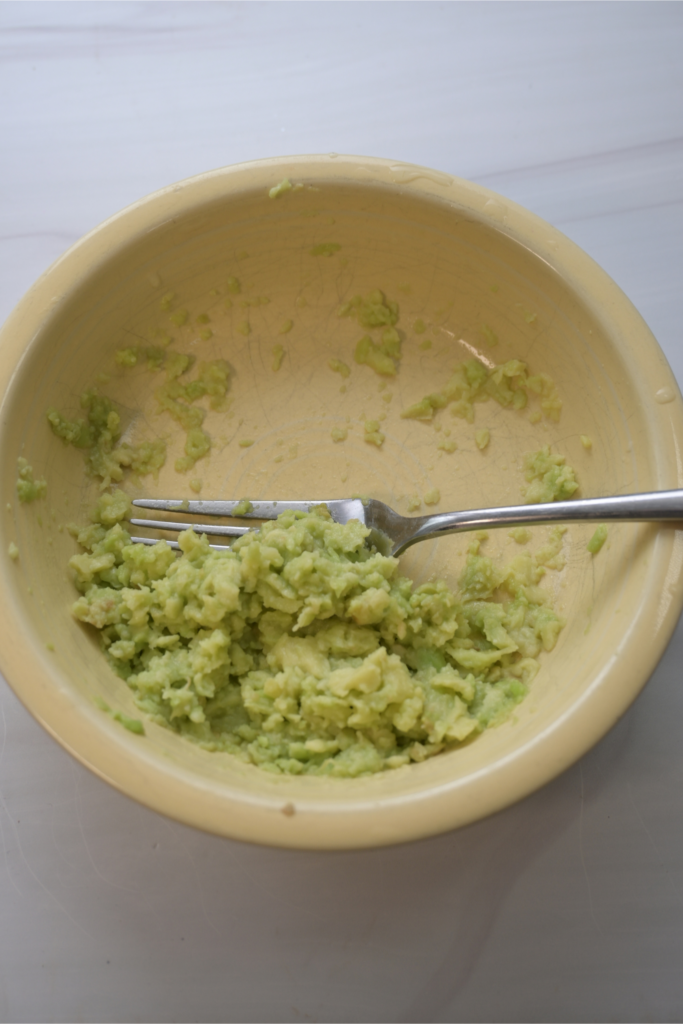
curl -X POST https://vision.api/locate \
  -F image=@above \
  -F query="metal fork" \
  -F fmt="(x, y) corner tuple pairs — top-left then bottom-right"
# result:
(129, 491), (683, 558)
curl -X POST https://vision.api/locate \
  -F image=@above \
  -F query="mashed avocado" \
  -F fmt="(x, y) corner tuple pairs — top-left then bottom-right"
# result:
(522, 446), (579, 504)
(329, 358), (350, 379)
(339, 289), (399, 330)
(69, 496), (565, 777)
(268, 178), (302, 199)
(363, 420), (385, 447)
(48, 354), (231, 484)
(355, 329), (401, 377)
(16, 457), (47, 503)
(587, 524), (608, 554)
(271, 344), (285, 371)
(340, 290), (403, 377)
(401, 357), (562, 425)
(95, 697), (145, 735)
(47, 390), (167, 488)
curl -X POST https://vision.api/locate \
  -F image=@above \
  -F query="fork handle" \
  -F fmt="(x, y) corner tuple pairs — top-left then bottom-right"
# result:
(397, 490), (683, 554)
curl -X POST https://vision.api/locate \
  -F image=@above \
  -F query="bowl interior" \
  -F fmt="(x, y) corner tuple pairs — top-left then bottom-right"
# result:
(2, 157), (682, 848)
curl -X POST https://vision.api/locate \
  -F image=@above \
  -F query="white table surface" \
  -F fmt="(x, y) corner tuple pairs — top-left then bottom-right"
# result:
(2, 3), (683, 1021)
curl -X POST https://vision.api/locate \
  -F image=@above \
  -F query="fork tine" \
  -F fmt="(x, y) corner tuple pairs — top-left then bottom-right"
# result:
(129, 535), (232, 551)
(129, 517), (251, 538)
(132, 498), (320, 520)
(131, 498), (366, 522)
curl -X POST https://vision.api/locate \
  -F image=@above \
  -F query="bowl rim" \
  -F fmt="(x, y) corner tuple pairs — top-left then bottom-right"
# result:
(2, 153), (683, 849)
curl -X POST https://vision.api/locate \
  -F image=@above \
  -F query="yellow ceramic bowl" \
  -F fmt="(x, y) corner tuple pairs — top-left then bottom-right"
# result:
(1, 155), (682, 849)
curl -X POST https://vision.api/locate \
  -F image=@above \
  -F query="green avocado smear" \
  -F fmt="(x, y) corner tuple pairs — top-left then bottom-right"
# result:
(70, 494), (564, 777)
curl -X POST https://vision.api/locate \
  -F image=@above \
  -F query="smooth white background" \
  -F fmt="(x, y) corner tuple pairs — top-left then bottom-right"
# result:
(2, 3), (683, 1021)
